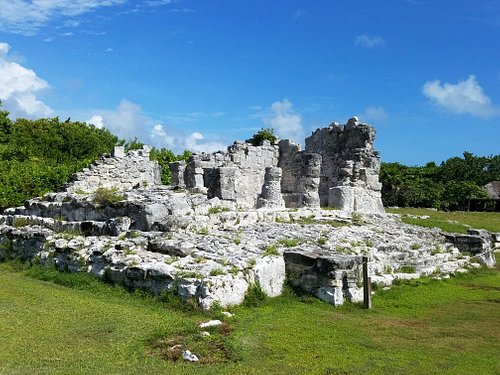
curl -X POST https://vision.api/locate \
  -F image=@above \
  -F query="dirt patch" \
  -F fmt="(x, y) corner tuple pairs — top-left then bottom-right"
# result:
(147, 323), (238, 364)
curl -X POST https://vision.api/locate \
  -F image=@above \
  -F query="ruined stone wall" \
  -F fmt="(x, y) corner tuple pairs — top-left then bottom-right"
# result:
(171, 117), (384, 213)
(278, 140), (321, 208)
(176, 141), (280, 208)
(64, 146), (162, 194)
(305, 117), (384, 214)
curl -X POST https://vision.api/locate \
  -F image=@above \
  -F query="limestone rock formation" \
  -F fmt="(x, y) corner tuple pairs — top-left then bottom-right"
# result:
(171, 117), (383, 213)
(0, 121), (497, 309)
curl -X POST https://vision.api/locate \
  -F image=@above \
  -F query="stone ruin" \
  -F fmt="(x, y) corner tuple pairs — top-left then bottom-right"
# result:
(0, 118), (497, 309)
(170, 117), (384, 214)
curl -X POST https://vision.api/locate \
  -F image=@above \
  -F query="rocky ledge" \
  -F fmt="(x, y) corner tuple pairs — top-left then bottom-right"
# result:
(0, 185), (496, 309)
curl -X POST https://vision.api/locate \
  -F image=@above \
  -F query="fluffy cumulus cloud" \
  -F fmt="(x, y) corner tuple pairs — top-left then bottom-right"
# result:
(0, 42), (52, 118)
(0, 0), (125, 34)
(86, 99), (149, 139)
(264, 99), (303, 142)
(86, 103), (226, 153)
(150, 124), (226, 153)
(354, 34), (385, 49)
(423, 75), (499, 118)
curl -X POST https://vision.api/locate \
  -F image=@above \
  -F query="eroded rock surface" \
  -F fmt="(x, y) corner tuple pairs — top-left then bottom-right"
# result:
(0, 121), (497, 309)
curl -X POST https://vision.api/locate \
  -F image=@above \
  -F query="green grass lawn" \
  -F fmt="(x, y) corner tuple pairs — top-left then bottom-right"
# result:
(386, 208), (500, 233)
(1, 259), (499, 375)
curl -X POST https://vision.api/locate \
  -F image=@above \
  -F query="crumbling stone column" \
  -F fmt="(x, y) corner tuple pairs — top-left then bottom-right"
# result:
(170, 161), (186, 188)
(298, 153), (321, 208)
(184, 157), (206, 192)
(257, 167), (285, 208)
(205, 167), (237, 201)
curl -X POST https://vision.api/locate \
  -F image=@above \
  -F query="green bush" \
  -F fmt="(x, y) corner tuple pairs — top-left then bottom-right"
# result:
(243, 283), (268, 307)
(247, 128), (277, 146)
(92, 187), (124, 206)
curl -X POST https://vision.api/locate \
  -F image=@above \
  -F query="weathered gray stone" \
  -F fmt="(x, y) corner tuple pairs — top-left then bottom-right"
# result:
(257, 167), (286, 208)
(305, 118), (384, 214)
(284, 250), (363, 306)
(1, 120), (496, 310)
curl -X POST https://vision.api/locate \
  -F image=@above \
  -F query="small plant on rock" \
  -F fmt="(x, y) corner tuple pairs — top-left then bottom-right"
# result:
(317, 237), (328, 245)
(92, 187), (124, 206)
(209, 268), (226, 276)
(278, 238), (300, 248)
(263, 244), (279, 256)
(197, 227), (209, 235)
(431, 244), (442, 255)
(399, 265), (417, 273)
(351, 212), (363, 225)
(194, 256), (206, 264)
(12, 217), (29, 227)
(208, 206), (230, 215)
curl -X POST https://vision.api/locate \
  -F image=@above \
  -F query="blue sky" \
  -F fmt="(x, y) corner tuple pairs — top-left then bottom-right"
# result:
(0, 0), (498, 165)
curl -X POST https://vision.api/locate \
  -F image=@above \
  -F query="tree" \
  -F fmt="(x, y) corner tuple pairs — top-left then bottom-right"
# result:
(149, 147), (192, 185)
(124, 137), (145, 152)
(0, 101), (12, 144)
(247, 128), (277, 146)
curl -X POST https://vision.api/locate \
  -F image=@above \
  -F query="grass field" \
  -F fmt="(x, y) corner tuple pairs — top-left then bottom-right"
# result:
(386, 208), (500, 233)
(1, 257), (499, 375)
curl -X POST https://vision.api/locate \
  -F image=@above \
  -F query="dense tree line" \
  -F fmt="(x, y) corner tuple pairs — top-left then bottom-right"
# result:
(0, 104), (118, 210)
(380, 152), (500, 211)
(0, 103), (191, 210)
(1, 102), (497, 212)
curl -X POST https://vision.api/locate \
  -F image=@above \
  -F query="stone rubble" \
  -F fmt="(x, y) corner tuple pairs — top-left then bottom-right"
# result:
(0, 119), (497, 309)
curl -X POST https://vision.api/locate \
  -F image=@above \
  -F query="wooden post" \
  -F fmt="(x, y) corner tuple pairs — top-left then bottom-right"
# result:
(362, 256), (372, 309)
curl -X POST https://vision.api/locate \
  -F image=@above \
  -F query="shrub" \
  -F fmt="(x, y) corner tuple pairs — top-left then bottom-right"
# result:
(92, 187), (124, 206)
(243, 284), (268, 307)
(12, 217), (29, 227)
(247, 128), (277, 146)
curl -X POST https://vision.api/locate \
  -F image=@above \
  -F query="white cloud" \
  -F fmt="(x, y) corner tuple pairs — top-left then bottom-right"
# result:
(264, 99), (303, 142)
(0, 0), (125, 35)
(362, 106), (389, 123)
(151, 123), (175, 147)
(146, 0), (174, 6)
(149, 124), (226, 153)
(354, 34), (385, 49)
(86, 114), (104, 128)
(86, 99), (149, 139)
(0, 42), (52, 118)
(423, 75), (499, 118)
(184, 132), (226, 153)
(64, 19), (80, 28)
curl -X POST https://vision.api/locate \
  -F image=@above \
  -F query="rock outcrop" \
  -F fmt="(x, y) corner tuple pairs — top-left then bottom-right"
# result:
(0, 120), (496, 309)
